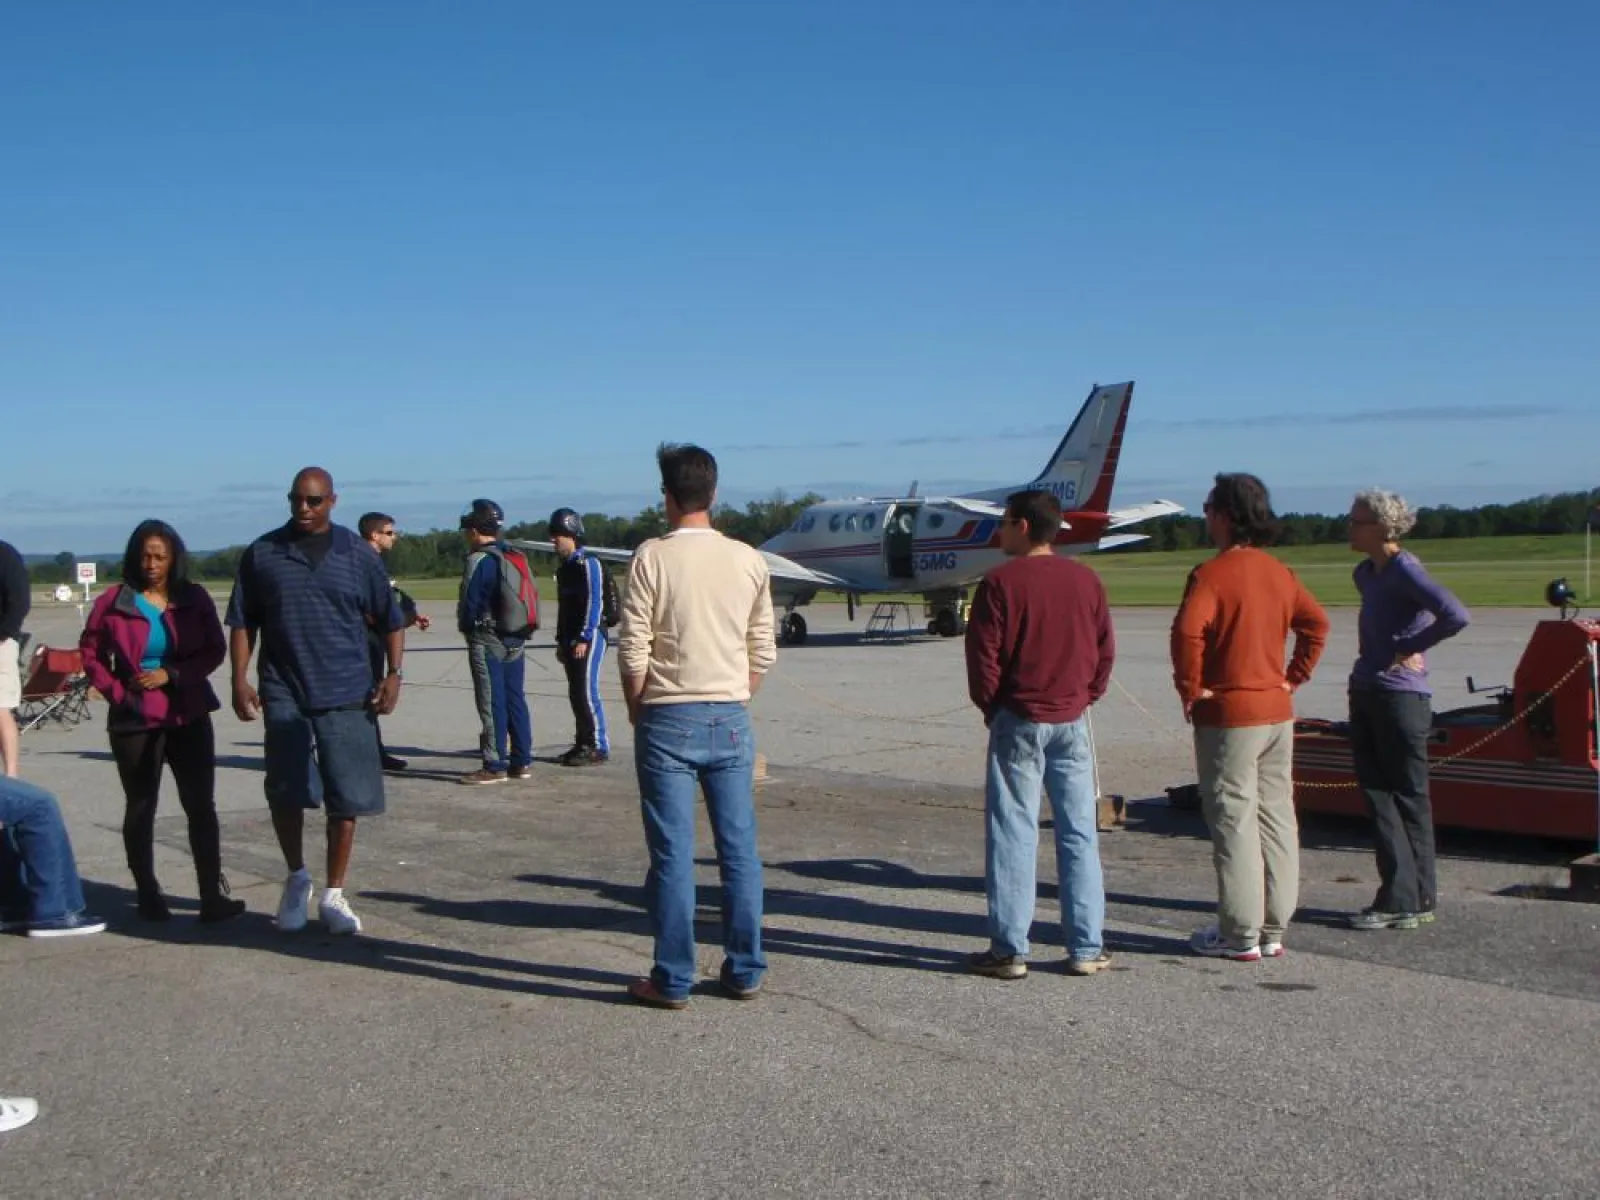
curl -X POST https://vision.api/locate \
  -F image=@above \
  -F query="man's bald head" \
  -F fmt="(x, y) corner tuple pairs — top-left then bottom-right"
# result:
(293, 466), (334, 494)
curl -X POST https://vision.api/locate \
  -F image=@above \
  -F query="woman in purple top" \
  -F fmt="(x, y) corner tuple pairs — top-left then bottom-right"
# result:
(1345, 489), (1470, 931)
(79, 521), (245, 924)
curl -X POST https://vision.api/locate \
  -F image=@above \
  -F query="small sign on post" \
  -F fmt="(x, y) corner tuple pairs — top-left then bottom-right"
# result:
(75, 562), (97, 605)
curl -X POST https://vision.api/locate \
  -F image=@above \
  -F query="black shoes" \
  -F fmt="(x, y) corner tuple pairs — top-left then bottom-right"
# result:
(558, 746), (609, 767)
(135, 880), (172, 922)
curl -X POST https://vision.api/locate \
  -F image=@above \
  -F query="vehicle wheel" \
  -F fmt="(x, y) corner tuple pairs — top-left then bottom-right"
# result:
(933, 609), (960, 637)
(781, 613), (808, 646)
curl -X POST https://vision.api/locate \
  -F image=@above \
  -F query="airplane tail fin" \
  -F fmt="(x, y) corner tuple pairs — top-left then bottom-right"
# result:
(1028, 381), (1134, 511)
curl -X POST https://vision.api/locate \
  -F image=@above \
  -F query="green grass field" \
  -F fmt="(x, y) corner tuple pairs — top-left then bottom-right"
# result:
(386, 534), (1593, 611)
(1089, 533), (1594, 608)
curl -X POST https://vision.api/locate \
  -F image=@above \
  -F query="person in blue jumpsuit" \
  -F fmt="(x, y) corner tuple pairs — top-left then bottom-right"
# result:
(551, 508), (610, 766)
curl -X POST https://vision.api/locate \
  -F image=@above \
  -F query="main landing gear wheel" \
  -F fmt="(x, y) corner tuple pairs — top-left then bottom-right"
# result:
(781, 612), (808, 646)
(932, 609), (961, 638)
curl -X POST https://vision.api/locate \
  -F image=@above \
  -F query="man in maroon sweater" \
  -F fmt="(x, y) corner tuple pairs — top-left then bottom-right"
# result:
(964, 488), (1116, 980)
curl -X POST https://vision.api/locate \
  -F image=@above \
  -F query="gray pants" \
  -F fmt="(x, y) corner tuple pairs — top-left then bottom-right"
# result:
(1193, 721), (1298, 947)
(1347, 689), (1436, 914)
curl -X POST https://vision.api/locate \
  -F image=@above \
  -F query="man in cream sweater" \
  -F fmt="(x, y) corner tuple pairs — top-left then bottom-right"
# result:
(617, 443), (777, 1009)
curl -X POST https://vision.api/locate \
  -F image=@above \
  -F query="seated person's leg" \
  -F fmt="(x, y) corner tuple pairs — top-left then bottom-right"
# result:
(0, 824), (26, 929)
(0, 776), (106, 937)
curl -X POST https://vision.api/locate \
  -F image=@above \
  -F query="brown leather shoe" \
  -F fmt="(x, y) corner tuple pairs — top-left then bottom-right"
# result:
(627, 978), (689, 1010)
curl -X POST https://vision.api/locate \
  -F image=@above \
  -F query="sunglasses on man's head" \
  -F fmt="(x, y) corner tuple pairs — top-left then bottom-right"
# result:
(288, 493), (328, 508)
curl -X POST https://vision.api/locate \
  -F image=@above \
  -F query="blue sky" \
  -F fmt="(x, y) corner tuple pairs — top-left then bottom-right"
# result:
(3, 2), (1596, 553)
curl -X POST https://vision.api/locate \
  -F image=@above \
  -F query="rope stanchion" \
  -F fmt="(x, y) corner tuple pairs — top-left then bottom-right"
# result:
(766, 673), (975, 728)
(1295, 653), (1593, 791)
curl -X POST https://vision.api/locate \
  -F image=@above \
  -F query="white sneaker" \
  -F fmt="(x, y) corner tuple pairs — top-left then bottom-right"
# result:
(1190, 926), (1262, 962)
(319, 889), (361, 936)
(1260, 940), (1285, 958)
(0, 1097), (39, 1134)
(276, 870), (313, 932)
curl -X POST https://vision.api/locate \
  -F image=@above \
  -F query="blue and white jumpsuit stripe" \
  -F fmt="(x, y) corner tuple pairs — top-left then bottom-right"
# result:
(560, 550), (609, 754)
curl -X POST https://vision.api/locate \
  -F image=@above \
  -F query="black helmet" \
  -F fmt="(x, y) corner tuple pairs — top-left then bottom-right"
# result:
(460, 498), (504, 534)
(549, 507), (584, 540)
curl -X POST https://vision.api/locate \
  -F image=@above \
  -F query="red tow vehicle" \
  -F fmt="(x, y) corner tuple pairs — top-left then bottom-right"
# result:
(1293, 593), (1600, 844)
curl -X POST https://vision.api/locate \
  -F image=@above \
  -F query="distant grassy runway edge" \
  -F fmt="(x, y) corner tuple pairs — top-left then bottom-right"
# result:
(376, 533), (1592, 611)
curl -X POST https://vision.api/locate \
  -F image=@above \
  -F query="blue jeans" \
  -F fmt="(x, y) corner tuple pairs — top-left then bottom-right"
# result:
(985, 708), (1105, 960)
(634, 702), (765, 1000)
(468, 634), (532, 772)
(0, 776), (89, 924)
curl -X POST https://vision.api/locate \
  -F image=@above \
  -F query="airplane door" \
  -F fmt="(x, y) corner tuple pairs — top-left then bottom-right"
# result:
(884, 503), (919, 581)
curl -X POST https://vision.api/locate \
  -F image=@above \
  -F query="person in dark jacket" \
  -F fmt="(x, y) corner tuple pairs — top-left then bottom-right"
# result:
(79, 520), (245, 923)
(359, 512), (430, 771)
(0, 537), (29, 778)
(456, 499), (533, 785)
(550, 507), (610, 765)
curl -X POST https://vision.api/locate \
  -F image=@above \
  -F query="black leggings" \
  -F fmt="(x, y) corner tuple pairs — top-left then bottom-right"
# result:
(109, 718), (224, 896)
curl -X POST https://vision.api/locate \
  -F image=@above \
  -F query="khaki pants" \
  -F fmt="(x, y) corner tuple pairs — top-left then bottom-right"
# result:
(1193, 721), (1298, 947)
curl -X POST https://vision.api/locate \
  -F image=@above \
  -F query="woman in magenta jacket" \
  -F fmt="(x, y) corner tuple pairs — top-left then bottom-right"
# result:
(79, 520), (244, 923)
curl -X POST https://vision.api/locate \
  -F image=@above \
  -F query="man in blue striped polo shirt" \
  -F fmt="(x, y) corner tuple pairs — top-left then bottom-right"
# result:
(225, 467), (404, 936)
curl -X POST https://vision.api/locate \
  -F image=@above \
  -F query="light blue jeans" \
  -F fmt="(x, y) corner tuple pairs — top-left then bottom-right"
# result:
(985, 708), (1105, 961)
(634, 702), (765, 1000)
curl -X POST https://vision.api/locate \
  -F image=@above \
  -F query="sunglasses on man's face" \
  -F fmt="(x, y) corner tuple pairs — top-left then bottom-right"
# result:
(288, 493), (328, 508)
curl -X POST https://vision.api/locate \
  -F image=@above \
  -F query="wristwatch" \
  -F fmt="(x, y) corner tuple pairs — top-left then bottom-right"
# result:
(387, 669), (404, 681)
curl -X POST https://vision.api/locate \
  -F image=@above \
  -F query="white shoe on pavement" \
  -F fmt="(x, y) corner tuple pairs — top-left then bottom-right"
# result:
(319, 888), (361, 936)
(276, 869), (313, 932)
(1189, 925), (1262, 962)
(1, 1097), (39, 1133)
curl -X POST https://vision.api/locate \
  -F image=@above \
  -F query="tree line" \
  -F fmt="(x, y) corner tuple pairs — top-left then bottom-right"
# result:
(1136, 488), (1600, 553)
(25, 488), (1600, 585)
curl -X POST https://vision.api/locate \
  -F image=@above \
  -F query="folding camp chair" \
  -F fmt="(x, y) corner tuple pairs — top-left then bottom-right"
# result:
(16, 644), (93, 733)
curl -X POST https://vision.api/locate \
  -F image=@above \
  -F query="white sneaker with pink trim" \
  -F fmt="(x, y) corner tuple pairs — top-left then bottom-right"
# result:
(1190, 926), (1262, 961)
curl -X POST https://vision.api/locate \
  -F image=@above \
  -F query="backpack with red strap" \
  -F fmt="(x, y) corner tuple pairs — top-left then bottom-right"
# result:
(483, 545), (539, 638)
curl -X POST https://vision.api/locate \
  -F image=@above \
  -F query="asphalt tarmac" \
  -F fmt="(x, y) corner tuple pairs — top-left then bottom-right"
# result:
(3, 598), (1596, 1198)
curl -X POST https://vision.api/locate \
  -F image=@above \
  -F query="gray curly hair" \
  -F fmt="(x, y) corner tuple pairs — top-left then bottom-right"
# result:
(1353, 488), (1417, 541)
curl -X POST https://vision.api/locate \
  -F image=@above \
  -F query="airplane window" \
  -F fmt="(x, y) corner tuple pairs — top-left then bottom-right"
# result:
(829, 513), (842, 532)
(863, 513), (876, 532)
(927, 513), (945, 529)
(802, 515), (815, 532)
(845, 514), (857, 532)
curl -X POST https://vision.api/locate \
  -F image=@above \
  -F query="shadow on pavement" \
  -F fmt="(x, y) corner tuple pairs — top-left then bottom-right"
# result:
(79, 879), (636, 1005)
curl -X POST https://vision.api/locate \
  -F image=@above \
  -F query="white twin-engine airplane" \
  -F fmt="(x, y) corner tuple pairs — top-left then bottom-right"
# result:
(514, 381), (1182, 646)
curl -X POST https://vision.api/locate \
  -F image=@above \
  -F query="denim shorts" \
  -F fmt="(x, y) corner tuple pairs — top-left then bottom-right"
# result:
(261, 680), (385, 818)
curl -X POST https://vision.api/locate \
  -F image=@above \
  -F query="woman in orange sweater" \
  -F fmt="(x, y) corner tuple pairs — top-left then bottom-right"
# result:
(1171, 473), (1329, 960)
